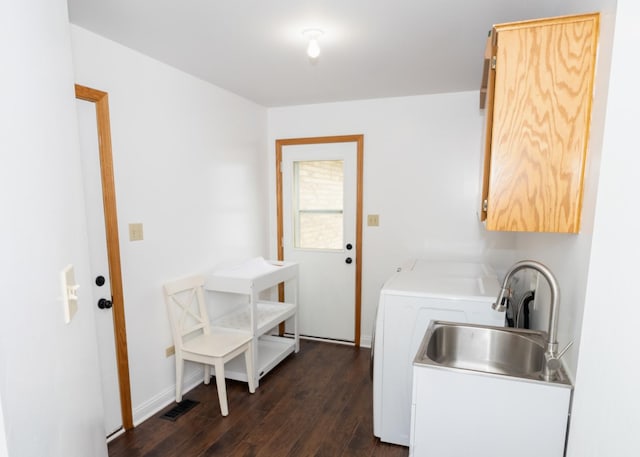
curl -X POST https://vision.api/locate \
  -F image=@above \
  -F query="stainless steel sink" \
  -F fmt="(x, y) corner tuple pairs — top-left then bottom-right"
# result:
(414, 321), (570, 384)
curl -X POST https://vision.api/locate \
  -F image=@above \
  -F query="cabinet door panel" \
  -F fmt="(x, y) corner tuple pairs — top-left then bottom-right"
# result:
(485, 15), (598, 233)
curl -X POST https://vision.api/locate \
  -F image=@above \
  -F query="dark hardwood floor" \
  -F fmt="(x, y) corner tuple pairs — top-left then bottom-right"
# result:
(109, 339), (408, 457)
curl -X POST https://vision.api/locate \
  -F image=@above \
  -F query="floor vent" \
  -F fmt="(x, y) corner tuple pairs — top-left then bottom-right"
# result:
(160, 399), (200, 422)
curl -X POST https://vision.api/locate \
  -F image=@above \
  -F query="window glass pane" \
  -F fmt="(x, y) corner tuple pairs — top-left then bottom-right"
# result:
(297, 160), (344, 210)
(298, 212), (343, 250)
(294, 160), (344, 250)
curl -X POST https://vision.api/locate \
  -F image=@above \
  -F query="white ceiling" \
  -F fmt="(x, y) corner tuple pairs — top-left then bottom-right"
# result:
(67, 0), (582, 107)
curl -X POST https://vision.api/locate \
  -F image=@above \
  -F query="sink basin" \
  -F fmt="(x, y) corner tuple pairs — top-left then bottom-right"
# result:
(415, 321), (569, 384)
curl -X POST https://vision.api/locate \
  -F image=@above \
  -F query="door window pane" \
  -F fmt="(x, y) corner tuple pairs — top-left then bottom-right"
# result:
(294, 160), (343, 250)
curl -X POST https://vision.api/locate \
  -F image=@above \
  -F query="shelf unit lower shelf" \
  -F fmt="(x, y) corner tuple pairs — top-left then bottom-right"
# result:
(220, 335), (296, 383)
(212, 300), (296, 336)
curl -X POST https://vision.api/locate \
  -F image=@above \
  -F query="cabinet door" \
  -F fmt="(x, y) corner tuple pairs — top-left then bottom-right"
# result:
(482, 14), (599, 233)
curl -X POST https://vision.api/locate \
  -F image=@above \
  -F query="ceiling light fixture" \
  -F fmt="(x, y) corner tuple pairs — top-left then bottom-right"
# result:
(303, 29), (324, 59)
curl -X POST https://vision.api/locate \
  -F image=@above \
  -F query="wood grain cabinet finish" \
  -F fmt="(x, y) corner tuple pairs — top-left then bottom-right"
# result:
(480, 13), (599, 233)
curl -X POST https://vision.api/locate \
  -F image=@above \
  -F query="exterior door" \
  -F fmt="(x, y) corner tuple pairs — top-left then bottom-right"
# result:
(277, 136), (363, 345)
(74, 85), (133, 434)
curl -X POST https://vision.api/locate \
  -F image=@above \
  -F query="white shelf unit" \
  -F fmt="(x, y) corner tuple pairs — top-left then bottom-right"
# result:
(204, 258), (299, 387)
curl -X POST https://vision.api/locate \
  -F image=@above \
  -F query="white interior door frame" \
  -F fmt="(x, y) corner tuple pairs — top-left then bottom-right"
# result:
(276, 135), (364, 347)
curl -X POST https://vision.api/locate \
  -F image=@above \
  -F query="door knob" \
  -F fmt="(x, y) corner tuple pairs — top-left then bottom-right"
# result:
(346, 243), (353, 250)
(98, 298), (113, 309)
(95, 275), (106, 286)
(345, 257), (353, 264)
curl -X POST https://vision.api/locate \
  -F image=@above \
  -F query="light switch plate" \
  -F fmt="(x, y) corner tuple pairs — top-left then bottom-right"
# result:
(129, 222), (144, 241)
(61, 264), (79, 324)
(367, 214), (380, 226)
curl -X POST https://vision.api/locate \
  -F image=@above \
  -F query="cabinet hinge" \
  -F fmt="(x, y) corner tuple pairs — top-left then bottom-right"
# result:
(491, 56), (497, 70)
(482, 199), (488, 212)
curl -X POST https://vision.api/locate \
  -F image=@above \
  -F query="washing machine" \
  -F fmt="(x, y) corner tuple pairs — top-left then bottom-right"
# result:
(372, 259), (505, 446)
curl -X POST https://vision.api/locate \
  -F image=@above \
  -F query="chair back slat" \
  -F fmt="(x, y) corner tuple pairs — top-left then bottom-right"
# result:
(163, 275), (211, 349)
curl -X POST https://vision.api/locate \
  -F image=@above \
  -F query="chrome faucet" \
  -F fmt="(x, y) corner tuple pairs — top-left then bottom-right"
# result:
(493, 260), (562, 381)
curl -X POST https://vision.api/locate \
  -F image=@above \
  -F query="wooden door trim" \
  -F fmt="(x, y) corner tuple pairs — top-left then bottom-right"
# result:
(75, 84), (133, 430)
(275, 135), (364, 347)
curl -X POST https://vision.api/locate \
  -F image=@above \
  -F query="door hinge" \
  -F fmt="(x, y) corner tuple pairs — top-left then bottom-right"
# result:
(482, 199), (488, 212)
(491, 56), (497, 70)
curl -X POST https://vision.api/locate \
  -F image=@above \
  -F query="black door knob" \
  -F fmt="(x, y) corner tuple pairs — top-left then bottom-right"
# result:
(95, 275), (106, 287)
(98, 298), (113, 309)
(345, 257), (353, 264)
(346, 243), (353, 250)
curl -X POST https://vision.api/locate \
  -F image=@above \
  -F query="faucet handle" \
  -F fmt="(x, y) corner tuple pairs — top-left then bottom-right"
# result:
(545, 340), (574, 372)
(557, 340), (574, 359)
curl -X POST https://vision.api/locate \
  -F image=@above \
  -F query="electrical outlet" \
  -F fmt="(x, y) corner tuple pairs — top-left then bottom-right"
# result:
(165, 345), (175, 357)
(367, 214), (380, 226)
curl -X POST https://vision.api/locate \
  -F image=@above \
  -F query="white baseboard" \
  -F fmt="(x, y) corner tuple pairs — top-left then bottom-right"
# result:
(296, 334), (372, 348)
(132, 367), (204, 426)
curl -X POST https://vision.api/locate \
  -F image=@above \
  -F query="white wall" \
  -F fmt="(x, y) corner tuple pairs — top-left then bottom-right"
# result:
(567, 0), (640, 454)
(0, 396), (8, 457)
(0, 2), (107, 456)
(268, 93), (518, 343)
(70, 26), (268, 422)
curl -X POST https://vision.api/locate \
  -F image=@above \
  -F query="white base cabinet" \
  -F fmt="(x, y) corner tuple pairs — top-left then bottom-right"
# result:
(410, 365), (572, 457)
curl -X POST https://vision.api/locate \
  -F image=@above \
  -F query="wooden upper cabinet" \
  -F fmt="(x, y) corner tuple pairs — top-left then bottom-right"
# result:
(480, 13), (599, 233)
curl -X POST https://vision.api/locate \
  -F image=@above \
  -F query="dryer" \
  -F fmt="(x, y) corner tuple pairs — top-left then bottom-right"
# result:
(372, 259), (505, 446)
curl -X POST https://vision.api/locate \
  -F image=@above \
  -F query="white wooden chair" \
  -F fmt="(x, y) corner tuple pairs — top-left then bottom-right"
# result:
(163, 275), (256, 416)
